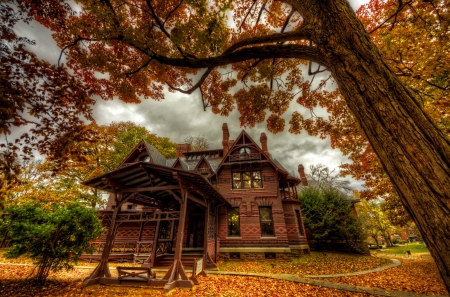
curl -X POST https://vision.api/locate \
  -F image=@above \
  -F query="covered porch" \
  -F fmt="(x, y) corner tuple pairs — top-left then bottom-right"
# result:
(82, 162), (230, 291)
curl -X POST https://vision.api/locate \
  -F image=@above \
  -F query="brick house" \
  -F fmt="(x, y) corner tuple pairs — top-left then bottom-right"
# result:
(83, 123), (309, 272)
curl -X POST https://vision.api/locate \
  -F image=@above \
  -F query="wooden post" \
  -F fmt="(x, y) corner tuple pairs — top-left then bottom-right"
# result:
(161, 185), (193, 291)
(173, 188), (187, 262)
(84, 193), (121, 285)
(203, 200), (210, 268)
(287, 181), (292, 199)
(144, 210), (161, 267)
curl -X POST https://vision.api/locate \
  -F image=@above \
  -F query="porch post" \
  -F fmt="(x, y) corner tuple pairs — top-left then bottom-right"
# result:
(287, 181), (292, 199)
(84, 193), (121, 285)
(203, 200), (211, 265)
(173, 189), (187, 262)
(144, 210), (161, 267)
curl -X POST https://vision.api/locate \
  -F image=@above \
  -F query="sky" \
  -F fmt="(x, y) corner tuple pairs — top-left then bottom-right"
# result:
(11, 0), (370, 190)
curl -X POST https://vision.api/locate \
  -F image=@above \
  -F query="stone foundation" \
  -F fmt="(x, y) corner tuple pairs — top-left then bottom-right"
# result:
(219, 246), (310, 261)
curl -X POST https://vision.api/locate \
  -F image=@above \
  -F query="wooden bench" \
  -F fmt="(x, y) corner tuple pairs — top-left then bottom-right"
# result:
(116, 266), (155, 284)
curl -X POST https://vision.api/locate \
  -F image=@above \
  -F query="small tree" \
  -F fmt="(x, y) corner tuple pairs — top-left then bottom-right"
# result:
(0, 203), (103, 284)
(183, 135), (211, 152)
(299, 187), (365, 253)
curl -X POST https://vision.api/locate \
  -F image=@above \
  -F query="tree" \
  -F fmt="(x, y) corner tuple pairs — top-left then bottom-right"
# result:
(298, 186), (365, 253)
(12, 0), (450, 290)
(0, 203), (103, 284)
(357, 198), (396, 247)
(183, 135), (211, 152)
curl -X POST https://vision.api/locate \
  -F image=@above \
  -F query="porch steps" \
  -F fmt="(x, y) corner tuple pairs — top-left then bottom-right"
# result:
(153, 252), (204, 269)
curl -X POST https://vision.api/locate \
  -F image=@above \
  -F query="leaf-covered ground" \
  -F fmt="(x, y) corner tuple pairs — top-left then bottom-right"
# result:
(329, 258), (448, 296)
(218, 252), (392, 275)
(0, 265), (375, 297)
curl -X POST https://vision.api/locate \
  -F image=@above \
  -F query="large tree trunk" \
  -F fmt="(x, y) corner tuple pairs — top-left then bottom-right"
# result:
(289, 0), (450, 291)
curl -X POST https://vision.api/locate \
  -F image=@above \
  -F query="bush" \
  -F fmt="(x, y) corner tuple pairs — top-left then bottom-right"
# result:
(0, 203), (103, 284)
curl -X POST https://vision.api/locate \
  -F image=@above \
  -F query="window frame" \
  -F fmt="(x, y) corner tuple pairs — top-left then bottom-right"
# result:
(259, 206), (275, 237)
(232, 170), (263, 189)
(227, 207), (241, 237)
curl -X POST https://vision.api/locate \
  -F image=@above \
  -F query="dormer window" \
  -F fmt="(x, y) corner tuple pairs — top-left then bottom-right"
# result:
(139, 154), (150, 162)
(239, 147), (250, 154)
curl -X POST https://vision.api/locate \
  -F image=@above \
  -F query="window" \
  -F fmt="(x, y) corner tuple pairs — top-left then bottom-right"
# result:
(227, 208), (240, 236)
(295, 210), (304, 236)
(259, 206), (275, 236)
(127, 204), (137, 210)
(239, 147), (251, 154)
(233, 170), (263, 189)
(139, 154), (150, 162)
(159, 221), (172, 240)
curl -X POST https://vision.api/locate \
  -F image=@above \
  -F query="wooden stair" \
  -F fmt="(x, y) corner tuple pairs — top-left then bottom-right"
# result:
(153, 252), (204, 269)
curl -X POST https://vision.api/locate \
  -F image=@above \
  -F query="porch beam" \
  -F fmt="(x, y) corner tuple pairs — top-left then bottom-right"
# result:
(118, 185), (180, 193)
(187, 194), (207, 208)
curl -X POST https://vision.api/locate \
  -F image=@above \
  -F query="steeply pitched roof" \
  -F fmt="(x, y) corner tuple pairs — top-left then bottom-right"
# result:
(143, 141), (167, 166)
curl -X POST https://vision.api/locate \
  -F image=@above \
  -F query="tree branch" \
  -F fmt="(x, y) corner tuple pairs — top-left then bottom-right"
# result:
(224, 26), (313, 55)
(58, 36), (90, 67)
(151, 44), (320, 69)
(165, 67), (213, 94)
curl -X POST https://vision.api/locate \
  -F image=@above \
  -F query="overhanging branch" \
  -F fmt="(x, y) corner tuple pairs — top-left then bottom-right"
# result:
(151, 44), (320, 69)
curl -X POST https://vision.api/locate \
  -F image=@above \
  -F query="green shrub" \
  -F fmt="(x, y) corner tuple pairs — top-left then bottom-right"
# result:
(0, 203), (103, 284)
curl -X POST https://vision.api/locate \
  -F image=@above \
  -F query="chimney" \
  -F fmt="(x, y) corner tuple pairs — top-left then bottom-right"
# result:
(260, 132), (268, 154)
(298, 164), (308, 186)
(176, 143), (191, 158)
(222, 123), (230, 155)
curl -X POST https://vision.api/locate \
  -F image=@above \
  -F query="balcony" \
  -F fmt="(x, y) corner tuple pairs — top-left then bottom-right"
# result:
(280, 190), (297, 200)
(197, 168), (211, 175)
(228, 153), (261, 162)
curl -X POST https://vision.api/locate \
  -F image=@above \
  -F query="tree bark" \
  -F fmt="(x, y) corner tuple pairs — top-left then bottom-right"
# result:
(287, 0), (450, 291)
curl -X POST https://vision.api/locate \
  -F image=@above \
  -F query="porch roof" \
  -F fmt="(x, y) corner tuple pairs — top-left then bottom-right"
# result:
(82, 162), (231, 207)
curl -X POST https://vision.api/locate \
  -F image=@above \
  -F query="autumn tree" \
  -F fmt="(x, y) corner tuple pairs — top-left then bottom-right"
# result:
(14, 0), (450, 290)
(0, 1), (96, 185)
(357, 198), (395, 247)
(183, 135), (211, 152)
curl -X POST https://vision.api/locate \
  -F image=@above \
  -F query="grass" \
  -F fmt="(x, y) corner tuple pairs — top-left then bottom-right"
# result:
(375, 242), (429, 255)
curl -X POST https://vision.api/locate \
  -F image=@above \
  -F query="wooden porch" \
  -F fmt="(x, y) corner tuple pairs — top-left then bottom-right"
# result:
(81, 162), (230, 291)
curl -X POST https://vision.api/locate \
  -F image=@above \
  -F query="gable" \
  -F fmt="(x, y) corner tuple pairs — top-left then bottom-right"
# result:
(118, 140), (167, 167)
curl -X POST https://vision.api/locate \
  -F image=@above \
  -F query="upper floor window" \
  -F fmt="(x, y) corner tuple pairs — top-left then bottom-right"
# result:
(232, 170), (262, 189)
(259, 206), (275, 236)
(239, 147), (251, 154)
(127, 204), (137, 210)
(139, 154), (150, 162)
(227, 208), (240, 236)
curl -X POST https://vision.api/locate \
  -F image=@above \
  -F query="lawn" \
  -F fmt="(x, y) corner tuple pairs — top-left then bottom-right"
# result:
(218, 252), (392, 275)
(375, 242), (429, 255)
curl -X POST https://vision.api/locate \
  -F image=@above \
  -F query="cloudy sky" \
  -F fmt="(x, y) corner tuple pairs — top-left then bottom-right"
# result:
(12, 0), (370, 190)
